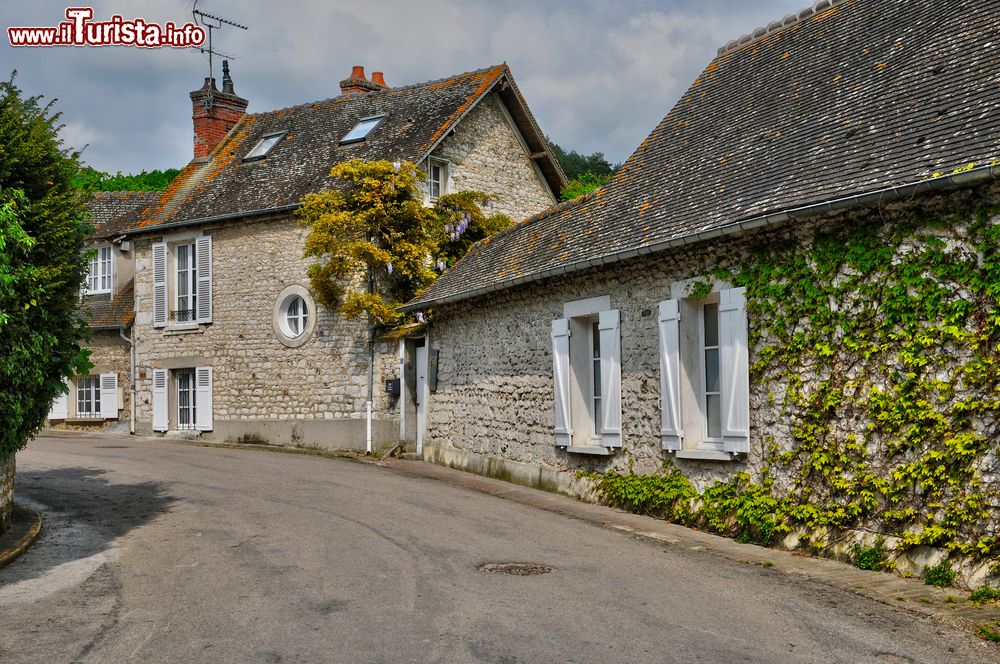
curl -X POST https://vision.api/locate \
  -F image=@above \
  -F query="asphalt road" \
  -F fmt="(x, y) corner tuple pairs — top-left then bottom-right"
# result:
(0, 432), (995, 663)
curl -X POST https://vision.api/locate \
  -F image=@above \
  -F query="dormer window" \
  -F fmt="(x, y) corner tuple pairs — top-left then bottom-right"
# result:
(244, 131), (287, 161)
(85, 245), (113, 294)
(340, 114), (387, 144)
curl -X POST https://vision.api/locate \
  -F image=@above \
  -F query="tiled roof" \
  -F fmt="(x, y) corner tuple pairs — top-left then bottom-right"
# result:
(83, 278), (134, 330)
(87, 191), (160, 239)
(406, 0), (1000, 310)
(125, 64), (565, 233)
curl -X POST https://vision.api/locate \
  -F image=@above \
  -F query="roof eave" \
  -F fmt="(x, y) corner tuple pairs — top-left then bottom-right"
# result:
(401, 165), (1000, 312)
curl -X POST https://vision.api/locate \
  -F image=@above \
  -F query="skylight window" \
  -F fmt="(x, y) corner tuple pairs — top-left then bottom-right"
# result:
(244, 131), (287, 161)
(340, 114), (387, 144)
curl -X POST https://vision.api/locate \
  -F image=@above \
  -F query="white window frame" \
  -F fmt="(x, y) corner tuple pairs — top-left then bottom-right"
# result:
(76, 375), (102, 418)
(85, 245), (114, 294)
(176, 369), (197, 431)
(589, 319), (602, 440)
(281, 295), (309, 338)
(699, 297), (724, 449)
(427, 158), (448, 201)
(174, 241), (198, 324)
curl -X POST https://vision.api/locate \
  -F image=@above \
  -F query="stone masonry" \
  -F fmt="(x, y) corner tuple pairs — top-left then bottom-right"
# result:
(432, 92), (555, 220)
(423, 182), (1000, 492)
(131, 88), (555, 449)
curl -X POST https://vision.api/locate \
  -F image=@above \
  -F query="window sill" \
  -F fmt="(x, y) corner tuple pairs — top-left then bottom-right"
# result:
(671, 449), (738, 462)
(164, 325), (205, 336)
(560, 444), (614, 456)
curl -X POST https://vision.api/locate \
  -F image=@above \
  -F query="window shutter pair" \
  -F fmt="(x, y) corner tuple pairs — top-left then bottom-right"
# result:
(151, 236), (212, 327)
(151, 367), (213, 432)
(550, 309), (622, 448)
(99, 373), (119, 419)
(49, 388), (69, 420)
(658, 287), (750, 454)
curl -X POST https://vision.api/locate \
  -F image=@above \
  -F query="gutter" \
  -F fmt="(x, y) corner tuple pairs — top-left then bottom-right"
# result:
(121, 203), (301, 238)
(402, 164), (1000, 312)
(119, 327), (135, 435)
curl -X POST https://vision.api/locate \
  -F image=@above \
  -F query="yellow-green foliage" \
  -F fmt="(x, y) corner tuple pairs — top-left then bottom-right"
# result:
(596, 205), (1000, 561)
(298, 159), (510, 325)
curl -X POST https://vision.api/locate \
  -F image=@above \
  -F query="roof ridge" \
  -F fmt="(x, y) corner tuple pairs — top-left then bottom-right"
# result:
(246, 64), (508, 119)
(717, 0), (849, 56)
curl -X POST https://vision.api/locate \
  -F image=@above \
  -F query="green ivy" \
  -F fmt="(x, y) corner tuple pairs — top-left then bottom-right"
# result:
(594, 202), (1000, 564)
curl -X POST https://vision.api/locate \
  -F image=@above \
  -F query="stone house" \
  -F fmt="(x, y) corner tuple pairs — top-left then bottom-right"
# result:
(70, 63), (564, 448)
(48, 191), (158, 430)
(403, 0), (1000, 575)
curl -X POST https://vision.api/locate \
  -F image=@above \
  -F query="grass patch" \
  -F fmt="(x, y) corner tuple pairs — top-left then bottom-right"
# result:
(851, 535), (890, 571)
(923, 560), (956, 588)
(971, 586), (1000, 605)
(976, 622), (1000, 643)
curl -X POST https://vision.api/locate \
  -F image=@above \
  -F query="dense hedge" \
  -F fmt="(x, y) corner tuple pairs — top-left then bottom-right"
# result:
(0, 75), (91, 462)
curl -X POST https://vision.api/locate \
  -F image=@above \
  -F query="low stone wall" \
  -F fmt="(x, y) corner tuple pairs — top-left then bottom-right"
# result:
(0, 454), (13, 534)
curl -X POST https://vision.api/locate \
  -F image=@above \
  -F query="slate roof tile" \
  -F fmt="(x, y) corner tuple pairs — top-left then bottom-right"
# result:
(125, 65), (564, 233)
(82, 278), (134, 330)
(408, 0), (1000, 309)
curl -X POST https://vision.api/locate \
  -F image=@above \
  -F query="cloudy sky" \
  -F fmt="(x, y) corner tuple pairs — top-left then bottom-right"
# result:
(1, 1), (804, 174)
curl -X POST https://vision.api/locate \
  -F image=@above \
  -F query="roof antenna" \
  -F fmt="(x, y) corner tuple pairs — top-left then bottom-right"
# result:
(191, 1), (248, 108)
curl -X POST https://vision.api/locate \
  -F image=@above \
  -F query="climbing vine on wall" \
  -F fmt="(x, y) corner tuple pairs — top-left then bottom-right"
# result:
(596, 203), (1000, 560)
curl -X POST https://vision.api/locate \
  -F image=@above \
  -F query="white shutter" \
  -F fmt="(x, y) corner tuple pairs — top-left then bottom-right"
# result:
(152, 368), (168, 432)
(49, 388), (69, 420)
(551, 319), (572, 447)
(99, 373), (119, 419)
(152, 242), (167, 328)
(658, 299), (684, 451)
(195, 366), (213, 431)
(719, 287), (750, 453)
(598, 309), (622, 447)
(195, 235), (212, 324)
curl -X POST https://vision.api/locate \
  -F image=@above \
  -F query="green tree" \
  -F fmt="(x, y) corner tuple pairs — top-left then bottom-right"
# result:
(299, 159), (511, 325)
(72, 166), (180, 192)
(0, 74), (91, 529)
(547, 138), (617, 201)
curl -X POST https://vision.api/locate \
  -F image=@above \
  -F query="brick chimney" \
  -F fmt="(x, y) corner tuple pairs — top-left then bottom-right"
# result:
(190, 60), (249, 160)
(339, 65), (388, 95)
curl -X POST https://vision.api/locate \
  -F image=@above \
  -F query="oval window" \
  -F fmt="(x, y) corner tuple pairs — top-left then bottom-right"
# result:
(282, 295), (309, 338)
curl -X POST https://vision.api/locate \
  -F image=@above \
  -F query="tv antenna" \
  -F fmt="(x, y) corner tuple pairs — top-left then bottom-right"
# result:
(191, 1), (247, 96)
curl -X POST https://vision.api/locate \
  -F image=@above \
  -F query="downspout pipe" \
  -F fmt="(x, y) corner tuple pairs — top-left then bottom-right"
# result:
(119, 326), (135, 435)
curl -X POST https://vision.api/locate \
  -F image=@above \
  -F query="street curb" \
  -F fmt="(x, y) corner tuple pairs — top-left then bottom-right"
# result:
(377, 458), (1000, 638)
(0, 503), (43, 570)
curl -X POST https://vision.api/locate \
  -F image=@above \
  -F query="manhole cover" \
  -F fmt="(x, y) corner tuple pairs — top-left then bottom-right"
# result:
(479, 562), (553, 576)
(95, 445), (130, 449)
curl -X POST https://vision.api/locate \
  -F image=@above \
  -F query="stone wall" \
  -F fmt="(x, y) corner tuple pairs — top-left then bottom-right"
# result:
(88, 331), (131, 422)
(423, 182), (1000, 493)
(132, 214), (400, 449)
(0, 454), (12, 534)
(431, 92), (556, 221)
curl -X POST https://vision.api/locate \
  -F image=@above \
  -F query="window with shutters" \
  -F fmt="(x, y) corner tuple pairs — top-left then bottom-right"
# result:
(552, 297), (621, 454)
(154, 235), (212, 329)
(659, 285), (749, 459)
(84, 245), (113, 294)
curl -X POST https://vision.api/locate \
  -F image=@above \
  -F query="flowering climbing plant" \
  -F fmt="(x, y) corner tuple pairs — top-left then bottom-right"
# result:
(298, 159), (511, 326)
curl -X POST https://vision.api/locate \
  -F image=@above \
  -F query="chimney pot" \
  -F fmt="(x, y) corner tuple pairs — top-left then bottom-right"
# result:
(340, 65), (382, 95)
(371, 71), (387, 87)
(350, 65), (366, 80)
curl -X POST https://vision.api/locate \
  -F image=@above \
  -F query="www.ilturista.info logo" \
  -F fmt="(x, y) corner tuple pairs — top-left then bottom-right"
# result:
(7, 7), (206, 48)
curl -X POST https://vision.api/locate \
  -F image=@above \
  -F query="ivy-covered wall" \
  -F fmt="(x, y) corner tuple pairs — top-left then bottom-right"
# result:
(426, 181), (1000, 584)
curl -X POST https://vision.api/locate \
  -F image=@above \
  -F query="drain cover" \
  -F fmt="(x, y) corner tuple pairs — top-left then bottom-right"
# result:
(479, 562), (553, 576)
